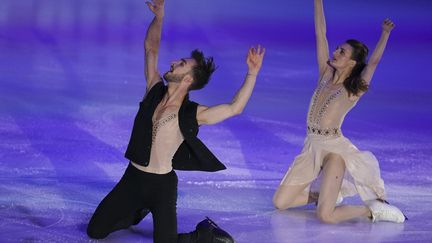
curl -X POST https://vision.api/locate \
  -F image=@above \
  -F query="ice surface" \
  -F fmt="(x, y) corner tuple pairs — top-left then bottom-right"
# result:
(1, 0), (432, 242)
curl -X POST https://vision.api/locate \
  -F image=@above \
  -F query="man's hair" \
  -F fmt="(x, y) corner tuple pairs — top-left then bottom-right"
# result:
(188, 49), (216, 90)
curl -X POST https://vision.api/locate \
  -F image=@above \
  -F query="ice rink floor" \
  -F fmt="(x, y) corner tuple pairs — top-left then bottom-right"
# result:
(1, 0), (432, 242)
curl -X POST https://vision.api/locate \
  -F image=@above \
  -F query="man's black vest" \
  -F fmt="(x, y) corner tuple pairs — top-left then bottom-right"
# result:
(125, 82), (226, 172)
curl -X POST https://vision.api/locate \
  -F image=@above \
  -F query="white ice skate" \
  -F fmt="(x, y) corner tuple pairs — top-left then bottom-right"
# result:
(366, 200), (406, 223)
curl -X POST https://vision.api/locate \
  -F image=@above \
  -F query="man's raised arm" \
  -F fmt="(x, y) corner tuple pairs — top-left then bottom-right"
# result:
(144, 0), (164, 91)
(197, 46), (265, 125)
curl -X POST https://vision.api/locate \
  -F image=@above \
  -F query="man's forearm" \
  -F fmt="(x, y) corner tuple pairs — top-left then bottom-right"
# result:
(145, 16), (163, 52)
(229, 73), (257, 115)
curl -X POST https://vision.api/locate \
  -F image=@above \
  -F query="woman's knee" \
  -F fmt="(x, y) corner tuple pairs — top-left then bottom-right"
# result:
(272, 192), (291, 210)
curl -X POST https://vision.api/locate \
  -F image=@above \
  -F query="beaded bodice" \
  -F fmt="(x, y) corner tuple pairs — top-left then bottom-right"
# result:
(307, 72), (357, 136)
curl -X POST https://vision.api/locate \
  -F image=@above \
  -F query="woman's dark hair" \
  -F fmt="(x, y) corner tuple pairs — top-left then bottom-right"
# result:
(189, 49), (216, 91)
(343, 39), (369, 96)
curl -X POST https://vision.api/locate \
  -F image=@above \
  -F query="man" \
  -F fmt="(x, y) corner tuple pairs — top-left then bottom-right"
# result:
(87, 0), (265, 242)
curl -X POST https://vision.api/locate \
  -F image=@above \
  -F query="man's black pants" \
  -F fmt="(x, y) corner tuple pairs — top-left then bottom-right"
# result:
(87, 163), (180, 243)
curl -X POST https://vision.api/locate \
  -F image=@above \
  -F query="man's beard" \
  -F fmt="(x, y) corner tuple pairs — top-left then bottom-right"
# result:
(163, 72), (185, 83)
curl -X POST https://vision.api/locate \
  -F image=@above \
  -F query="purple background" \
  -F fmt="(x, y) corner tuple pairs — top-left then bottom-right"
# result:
(1, 0), (431, 242)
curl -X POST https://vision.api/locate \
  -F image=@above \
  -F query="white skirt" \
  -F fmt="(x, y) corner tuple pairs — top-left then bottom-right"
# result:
(280, 134), (386, 202)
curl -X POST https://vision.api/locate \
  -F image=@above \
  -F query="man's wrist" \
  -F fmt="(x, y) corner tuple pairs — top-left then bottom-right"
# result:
(247, 71), (258, 76)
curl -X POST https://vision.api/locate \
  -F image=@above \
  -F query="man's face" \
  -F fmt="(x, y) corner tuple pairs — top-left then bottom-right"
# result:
(163, 58), (196, 83)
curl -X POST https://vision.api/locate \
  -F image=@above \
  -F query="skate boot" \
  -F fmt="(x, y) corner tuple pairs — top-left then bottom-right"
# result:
(195, 217), (235, 243)
(366, 199), (406, 223)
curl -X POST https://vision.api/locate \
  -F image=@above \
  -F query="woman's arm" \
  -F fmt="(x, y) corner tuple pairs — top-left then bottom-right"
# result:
(361, 18), (395, 84)
(314, 0), (330, 77)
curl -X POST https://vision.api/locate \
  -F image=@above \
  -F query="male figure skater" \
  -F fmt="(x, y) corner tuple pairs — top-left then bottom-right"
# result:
(86, 0), (265, 242)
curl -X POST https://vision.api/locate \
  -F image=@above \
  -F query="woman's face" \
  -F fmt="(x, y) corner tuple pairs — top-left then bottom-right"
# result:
(329, 43), (356, 70)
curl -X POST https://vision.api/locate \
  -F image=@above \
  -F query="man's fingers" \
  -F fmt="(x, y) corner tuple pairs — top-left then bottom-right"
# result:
(248, 45), (266, 59)
(253, 45), (264, 56)
(247, 48), (253, 58)
(260, 48), (266, 57)
(258, 45), (264, 55)
(146, 1), (156, 11)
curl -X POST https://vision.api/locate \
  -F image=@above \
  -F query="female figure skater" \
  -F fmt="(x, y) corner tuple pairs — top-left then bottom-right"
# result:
(273, 0), (405, 224)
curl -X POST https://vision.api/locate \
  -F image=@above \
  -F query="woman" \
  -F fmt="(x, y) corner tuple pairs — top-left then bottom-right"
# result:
(273, 0), (405, 224)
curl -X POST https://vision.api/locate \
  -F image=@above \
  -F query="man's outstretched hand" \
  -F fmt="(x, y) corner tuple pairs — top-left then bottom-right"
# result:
(146, 0), (165, 19)
(246, 45), (265, 76)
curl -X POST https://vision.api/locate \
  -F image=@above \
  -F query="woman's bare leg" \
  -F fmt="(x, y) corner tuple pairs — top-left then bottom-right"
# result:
(316, 153), (371, 223)
(273, 183), (315, 210)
